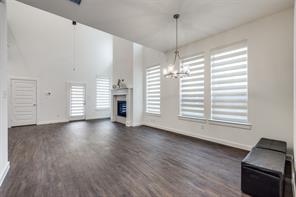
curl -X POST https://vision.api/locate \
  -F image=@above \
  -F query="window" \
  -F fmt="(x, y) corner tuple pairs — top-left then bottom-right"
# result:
(146, 65), (161, 114)
(180, 54), (205, 119)
(69, 83), (86, 119)
(96, 77), (111, 109)
(211, 42), (248, 124)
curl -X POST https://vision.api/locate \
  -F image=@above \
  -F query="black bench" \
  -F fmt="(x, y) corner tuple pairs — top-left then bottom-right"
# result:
(241, 138), (287, 197)
(255, 138), (287, 154)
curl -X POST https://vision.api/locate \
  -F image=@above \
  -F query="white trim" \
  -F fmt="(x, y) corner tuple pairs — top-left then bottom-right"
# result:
(143, 123), (252, 151)
(0, 162), (10, 186)
(145, 64), (161, 115)
(67, 82), (87, 121)
(38, 118), (113, 125)
(132, 122), (143, 127)
(208, 119), (252, 130)
(10, 76), (39, 81)
(85, 117), (110, 121)
(126, 120), (132, 127)
(96, 77), (111, 110)
(37, 119), (68, 125)
(178, 115), (207, 123)
(9, 77), (38, 127)
(145, 112), (161, 117)
(179, 53), (206, 121)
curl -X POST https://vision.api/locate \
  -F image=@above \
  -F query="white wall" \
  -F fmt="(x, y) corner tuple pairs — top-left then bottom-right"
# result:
(293, 3), (296, 164)
(144, 8), (294, 151)
(8, 1), (113, 124)
(0, 0), (9, 186)
(112, 37), (133, 87)
(133, 43), (144, 126)
(112, 37), (144, 126)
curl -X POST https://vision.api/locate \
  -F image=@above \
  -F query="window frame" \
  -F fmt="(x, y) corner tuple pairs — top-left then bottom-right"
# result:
(68, 82), (86, 121)
(178, 52), (206, 121)
(209, 41), (250, 127)
(96, 76), (111, 110)
(145, 65), (161, 115)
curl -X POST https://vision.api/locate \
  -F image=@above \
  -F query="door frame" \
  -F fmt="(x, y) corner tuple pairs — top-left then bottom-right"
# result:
(67, 81), (87, 121)
(9, 77), (39, 127)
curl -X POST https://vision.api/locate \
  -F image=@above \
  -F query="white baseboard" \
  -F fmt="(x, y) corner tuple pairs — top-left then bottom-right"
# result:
(37, 119), (68, 125)
(144, 123), (252, 151)
(86, 117), (110, 121)
(132, 123), (142, 127)
(0, 162), (10, 187)
(38, 117), (111, 125)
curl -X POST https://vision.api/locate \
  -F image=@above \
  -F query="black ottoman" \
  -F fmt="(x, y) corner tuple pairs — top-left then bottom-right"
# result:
(241, 148), (286, 197)
(255, 138), (287, 153)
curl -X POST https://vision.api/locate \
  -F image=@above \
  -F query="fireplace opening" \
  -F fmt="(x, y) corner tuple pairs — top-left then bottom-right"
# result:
(117, 101), (127, 117)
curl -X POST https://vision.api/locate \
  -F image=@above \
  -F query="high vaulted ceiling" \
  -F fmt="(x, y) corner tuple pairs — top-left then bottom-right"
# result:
(16, 0), (293, 52)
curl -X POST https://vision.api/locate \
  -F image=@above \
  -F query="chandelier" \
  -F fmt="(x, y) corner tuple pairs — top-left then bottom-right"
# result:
(163, 14), (190, 79)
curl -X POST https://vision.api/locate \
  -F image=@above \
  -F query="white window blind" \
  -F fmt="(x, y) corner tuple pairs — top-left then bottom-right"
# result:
(146, 65), (161, 114)
(70, 84), (85, 117)
(96, 77), (111, 109)
(180, 54), (205, 119)
(211, 42), (248, 124)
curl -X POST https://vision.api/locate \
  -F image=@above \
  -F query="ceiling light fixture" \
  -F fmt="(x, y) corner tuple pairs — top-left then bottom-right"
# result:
(163, 14), (190, 79)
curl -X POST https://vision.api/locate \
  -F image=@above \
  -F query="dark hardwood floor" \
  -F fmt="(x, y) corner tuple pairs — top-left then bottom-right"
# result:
(0, 119), (292, 197)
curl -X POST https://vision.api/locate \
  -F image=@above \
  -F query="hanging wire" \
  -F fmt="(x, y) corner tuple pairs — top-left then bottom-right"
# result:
(73, 21), (76, 69)
(176, 15), (178, 52)
(174, 15), (178, 64)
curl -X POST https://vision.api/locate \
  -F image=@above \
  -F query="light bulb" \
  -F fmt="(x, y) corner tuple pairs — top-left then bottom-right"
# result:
(168, 65), (175, 73)
(163, 68), (168, 75)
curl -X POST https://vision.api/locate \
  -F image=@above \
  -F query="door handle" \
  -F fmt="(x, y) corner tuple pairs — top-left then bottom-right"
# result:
(33, 104), (37, 107)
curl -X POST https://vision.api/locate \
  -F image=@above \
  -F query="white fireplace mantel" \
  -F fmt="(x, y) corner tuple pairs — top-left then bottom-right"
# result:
(111, 88), (133, 127)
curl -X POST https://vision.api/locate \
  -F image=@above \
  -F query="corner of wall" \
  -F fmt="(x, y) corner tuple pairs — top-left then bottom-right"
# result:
(0, 0), (9, 187)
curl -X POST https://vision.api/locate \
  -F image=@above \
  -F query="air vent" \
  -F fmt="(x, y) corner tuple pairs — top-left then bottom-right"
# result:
(69, 0), (81, 5)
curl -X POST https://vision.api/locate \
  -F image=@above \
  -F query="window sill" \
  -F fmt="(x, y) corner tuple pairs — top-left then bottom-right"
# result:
(178, 116), (207, 123)
(145, 112), (161, 117)
(208, 119), (252, 130)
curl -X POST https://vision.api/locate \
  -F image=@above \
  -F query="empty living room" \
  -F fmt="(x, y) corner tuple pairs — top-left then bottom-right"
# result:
(0, 0), (296, 196)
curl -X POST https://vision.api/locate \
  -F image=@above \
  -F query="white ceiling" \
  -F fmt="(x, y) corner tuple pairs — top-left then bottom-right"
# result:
(16, 0), (293, 52)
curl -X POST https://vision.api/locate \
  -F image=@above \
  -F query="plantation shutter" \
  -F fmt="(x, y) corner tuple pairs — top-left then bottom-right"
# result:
(146, 65), (161, 114)
(96, 77), (111, 109)
(180, 54), (205, 119)
(211, 42), (248, 123)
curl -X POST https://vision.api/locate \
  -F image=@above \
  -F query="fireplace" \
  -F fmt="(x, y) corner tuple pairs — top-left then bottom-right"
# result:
(117, 101), (127, 117)
(111, 88), (133, 126)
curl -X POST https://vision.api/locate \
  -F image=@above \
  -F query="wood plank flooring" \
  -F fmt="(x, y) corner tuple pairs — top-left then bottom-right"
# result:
(0, 119), (290, 197)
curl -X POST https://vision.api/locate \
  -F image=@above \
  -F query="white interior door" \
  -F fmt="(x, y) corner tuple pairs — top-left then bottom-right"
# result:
(11, 79), (37, 127)
(69, 83), (86, 121)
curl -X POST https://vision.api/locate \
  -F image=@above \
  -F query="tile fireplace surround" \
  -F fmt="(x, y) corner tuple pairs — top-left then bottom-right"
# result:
(111, 88), (133, 127)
